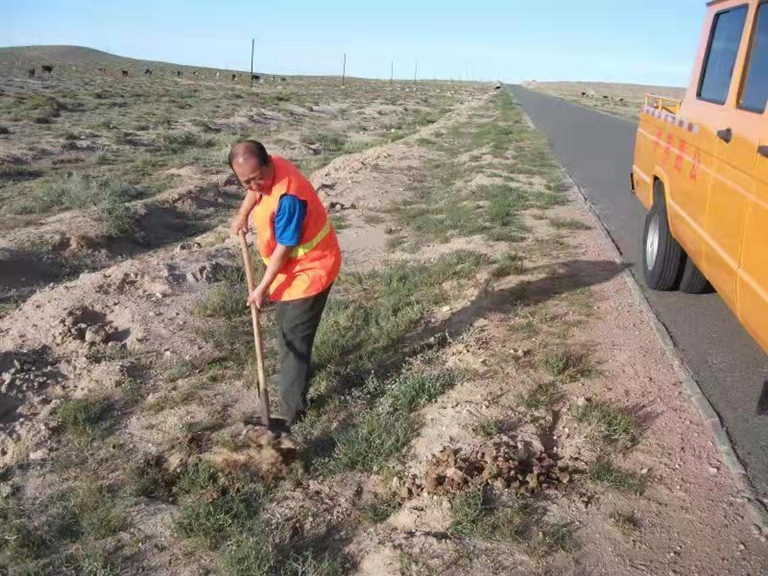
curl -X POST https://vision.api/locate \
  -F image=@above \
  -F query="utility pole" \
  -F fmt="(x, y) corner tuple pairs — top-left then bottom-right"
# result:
(342, 53), (346, 86)
(390, 61), (393, 84)
(249, 38), (255, 88)
(414, 60), (418, 83)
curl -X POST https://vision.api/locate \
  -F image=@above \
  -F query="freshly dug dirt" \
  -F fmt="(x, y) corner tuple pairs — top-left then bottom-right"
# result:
(399, 440), (573, 498)
(207, 426), (300, 481)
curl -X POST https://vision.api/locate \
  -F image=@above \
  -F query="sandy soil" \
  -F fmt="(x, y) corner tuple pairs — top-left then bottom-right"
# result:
(315, 108), (767, 575)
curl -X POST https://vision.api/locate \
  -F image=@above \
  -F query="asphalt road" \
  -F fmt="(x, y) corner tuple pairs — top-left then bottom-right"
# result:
(508, 85), (768, 501)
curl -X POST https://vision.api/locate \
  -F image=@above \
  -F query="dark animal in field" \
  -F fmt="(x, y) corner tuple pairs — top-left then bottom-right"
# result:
(231, 74), (238, 82)
(122, 70), (129, 77)
(27, 68), (35, 78)
(98, 67), (107, 74)
(602, 95), (609, 99)
(581, 91), (587, 96)
(252, 74), (260, 81)
(144, 68), (152, 76)
(280, 77), (286, 82)
(176, 70), (182, 77)
(41, 65), (53, 74)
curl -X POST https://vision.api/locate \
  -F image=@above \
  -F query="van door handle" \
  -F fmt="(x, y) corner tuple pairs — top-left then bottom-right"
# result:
(758, 145), (768, 158)
(716, 128), (733, 143)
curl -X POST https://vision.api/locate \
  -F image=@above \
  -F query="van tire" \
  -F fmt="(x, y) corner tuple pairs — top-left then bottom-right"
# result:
(679, 256), (711, 294)
(643, 193), (683, 291)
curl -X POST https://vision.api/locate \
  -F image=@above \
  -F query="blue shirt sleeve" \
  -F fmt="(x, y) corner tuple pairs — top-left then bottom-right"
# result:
(273, 194), (307, 247)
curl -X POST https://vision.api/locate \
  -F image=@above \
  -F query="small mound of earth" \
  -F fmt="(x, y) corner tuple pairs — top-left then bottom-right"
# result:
(54, 306), (113, 346)
(398, 440), (572, 498)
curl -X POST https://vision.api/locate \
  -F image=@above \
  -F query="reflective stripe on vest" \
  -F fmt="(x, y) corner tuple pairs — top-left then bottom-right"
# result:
(262, 218), (332, 264)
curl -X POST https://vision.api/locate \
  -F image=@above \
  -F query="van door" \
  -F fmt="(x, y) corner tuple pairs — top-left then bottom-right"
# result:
(696, 3), (750, 308)
(727, 0), (768, 351)
(669, 3), (747, 286)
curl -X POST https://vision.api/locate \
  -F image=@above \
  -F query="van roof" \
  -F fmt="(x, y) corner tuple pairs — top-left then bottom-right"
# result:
(707, 0), (755, 6)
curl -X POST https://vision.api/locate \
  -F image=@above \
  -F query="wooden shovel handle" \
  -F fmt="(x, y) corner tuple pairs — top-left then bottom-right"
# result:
(238, 230), (270, 425)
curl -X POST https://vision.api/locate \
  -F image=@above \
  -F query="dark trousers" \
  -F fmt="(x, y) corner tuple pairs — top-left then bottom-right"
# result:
(273, 284), (332, 423)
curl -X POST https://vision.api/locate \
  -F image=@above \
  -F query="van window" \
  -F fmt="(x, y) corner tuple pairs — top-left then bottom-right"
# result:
(698, 5), (748, 104)
(740, 2), (768, 113)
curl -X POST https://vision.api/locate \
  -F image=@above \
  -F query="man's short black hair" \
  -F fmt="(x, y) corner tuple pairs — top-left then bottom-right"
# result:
(228, 139), (270, 169)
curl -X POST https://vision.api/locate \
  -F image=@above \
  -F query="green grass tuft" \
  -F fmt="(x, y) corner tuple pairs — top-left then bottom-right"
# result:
(391, 370), (455, 413)
(610, 511), (642, 535)
(358, 493), (401, 523)
(16, 173), (143, 215)
(174, 478), (268, 549)
(516, 381), (563, 412)
(58, 398), (109, 441)
(449, 484), (526, 541)
(195, 282), (247, 319)
(157, 131), (217, 153)
(474, 417), (504, 439)
(541, 347), (593, 381)
(587, 459), (646, 494)
(221, 534), (275, 575)
(280, 550), (351, 576)
(330, 213), (349, 231)
(325, 409), (414, 473)
(128, 455), (174, 499)
(535, 521), (577, 554)
(575, 401), (642, 452)
(549, 217), (591, 231)
(492, 251), (525, 278)
(449, 483), (489, 538)
(300, 130), (348, 155)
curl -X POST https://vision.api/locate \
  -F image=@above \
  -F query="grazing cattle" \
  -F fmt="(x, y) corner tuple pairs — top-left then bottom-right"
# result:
(27, 68), (35, 78)
(176, 70), (182, 77)
(215, 71), (220, 78)
(252, 74), (260, 81)
(231, 73), (238, 82)
(602, 95), (609, 99)
(122, 70), (129, 77)
(581, 91), (587, 97)
(41, 65), (53, 74)
(144, 68), (152, 76)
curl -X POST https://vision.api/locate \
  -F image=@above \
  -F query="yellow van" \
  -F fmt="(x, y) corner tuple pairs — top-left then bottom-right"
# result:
(631, 0), (768, 352)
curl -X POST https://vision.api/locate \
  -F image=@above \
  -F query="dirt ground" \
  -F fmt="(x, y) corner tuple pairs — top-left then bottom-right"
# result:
(522, 81), (687, 121)
(1, 47), (766, 575)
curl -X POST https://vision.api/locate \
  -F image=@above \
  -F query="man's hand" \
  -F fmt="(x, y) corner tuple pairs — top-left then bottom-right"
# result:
(247, 283), (269, 309)
(231, 214), (249, 237)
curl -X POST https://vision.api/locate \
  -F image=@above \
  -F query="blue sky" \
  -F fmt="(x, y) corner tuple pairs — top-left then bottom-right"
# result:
(0, 0), (706, 86)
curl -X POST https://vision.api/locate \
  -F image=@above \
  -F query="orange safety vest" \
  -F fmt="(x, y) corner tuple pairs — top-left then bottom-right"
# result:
(250, 156), (341, 302)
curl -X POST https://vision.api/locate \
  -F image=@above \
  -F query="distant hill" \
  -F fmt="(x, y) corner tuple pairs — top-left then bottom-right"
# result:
(0, 45), (251, 76)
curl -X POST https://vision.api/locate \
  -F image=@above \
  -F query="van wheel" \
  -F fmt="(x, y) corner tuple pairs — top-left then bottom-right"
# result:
(679, 256), (711, 294)
(643, 192), (683, 291)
